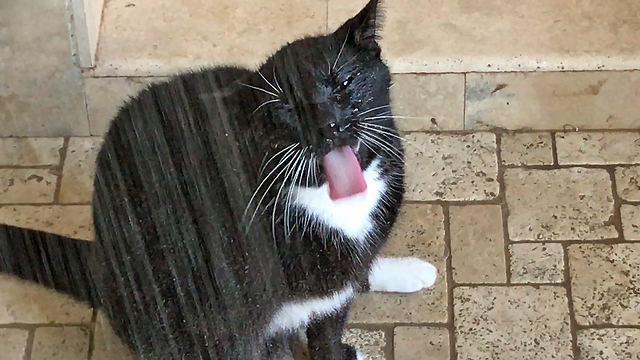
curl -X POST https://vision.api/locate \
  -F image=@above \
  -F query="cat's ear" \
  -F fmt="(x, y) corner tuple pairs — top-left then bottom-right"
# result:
(334, 0), (384, 56)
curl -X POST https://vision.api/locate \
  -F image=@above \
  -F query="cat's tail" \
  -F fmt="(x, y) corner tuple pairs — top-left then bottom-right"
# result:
(0, 224), (99, 307)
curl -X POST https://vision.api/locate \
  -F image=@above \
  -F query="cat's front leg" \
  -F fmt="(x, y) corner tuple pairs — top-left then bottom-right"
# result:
(306, 306), (363, 360)
(367, 257), (437, 293)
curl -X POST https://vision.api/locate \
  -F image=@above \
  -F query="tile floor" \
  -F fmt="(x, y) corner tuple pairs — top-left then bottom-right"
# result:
(93, 0), (640, 76)
(2, 0), (640, 358)
(1, 129), (639, 360)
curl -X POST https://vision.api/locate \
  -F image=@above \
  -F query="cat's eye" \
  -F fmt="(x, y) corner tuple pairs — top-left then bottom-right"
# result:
(343, 74), (355, 87)
(337, 74), (356, 91)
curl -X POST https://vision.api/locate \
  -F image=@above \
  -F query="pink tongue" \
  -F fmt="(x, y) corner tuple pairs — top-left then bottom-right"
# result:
(323, 146), (367, 200)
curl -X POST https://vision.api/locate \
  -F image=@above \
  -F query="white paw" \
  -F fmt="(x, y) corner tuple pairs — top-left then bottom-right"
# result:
(356, 350), (366, 360)
(368, 257), (437, 293)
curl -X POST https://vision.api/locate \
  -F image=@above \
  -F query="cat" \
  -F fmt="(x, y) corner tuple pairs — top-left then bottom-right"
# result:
(0, 1), (437, 359)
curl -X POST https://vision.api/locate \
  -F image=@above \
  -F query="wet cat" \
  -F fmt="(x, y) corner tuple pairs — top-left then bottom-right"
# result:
(0, 1), (436, 359)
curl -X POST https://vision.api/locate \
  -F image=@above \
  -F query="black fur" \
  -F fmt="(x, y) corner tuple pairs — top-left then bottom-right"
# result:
(0, 1), (404, 359)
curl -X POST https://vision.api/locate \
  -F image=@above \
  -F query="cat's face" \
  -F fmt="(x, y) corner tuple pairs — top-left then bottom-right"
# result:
(253, 0), (399, 199)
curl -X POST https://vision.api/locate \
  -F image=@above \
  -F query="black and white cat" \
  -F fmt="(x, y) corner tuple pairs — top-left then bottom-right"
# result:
(0, 1), (436, 359)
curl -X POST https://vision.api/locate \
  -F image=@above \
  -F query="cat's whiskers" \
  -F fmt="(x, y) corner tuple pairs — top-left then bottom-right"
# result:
(252, 99), (280, 115)
(362, 130), (405, 162)
(239, 82), (279, 98)
(335, 51), (362, 73)
(258, 143), (298, 179)
(258, 70), (281, 95)
(298, 152), (317, 237)
(272, 149), (305, 243)
(244, 144), (299, 229)
(332, 30), (350, 71)
(363, 114), (434, 122)
(358, 123), (416, 149)
(271, 66), (283, 93)
(356, 105), (391, 117)
(284, 147), (309, 237)
(355, 133), (382, 159)
(358, 131), (404, 164)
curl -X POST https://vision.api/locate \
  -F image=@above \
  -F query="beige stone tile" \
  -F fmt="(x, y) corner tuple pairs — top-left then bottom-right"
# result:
(349, 204), (447, 323)
(0, 205), (93, 240)
(450, 205), (506, 284)
(93, 313), (137, 360)
(466, 72), (640, 130)
(69, 0), (103, 68)
(391, 74), (464, 131)
(616, 166), (640, 201)
(577, 328), (640, 360)
(454, 286), (572, 360)
(556, 132), (640, 165)
(394, 327), (449, 360)
(0, 138), (65, 166)
(0, 169), (58, 204)
(0, 275), (92, 324)
(329, 1), (640, 73)
(31, 327), (90, 360)
(510, 243), (564, 284)
(404, 133), (499, 201)
(621, 205), (640, 240)
(85, 77), (169, 136)
(505, 168), (616, 241)
(59, 137), (103, 203)
(0, 0), (89, 136)
(343, 328), (386, 360)
(95, 0), (326, 76)
(0, 329), (29, 359)
(500, 133), (554, 166)
(569, 244), (640, 326)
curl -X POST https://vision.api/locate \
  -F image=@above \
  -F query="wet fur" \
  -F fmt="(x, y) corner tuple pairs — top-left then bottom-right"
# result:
(0, 1), (417, 359)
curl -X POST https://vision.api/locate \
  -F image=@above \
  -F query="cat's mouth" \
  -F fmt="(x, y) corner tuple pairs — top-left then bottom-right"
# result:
(322, 145), (367, 201)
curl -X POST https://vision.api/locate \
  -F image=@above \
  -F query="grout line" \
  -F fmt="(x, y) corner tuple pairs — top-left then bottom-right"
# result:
(0, 322), (95, 329)
(461, 73), (467, 130)
(23, 328), (35, 360)
(0, 165), (60, 170)
(348, 322), (450, 328)
(608, 167), (625, 241)
(81, 77), (92, 135)
(394, 69), (640, 76)
(53, 137), (71, 205)
(325, 0), (329, 32)
(575, 324), (640, 330)
(562, 243), (581, 360)
(0, 135), (99, 140)
(86, 309), (99, 360)
(0, 202), (92, 207)
(508, 239), (640, 245)
(500, 163), (640, 170)
(551, 131), (559, 166)
(453, 282), (566, 288)
(401, 128), (640, 136)
(495, 133), (512, 284)
(403, 199), (502, 206)
(442, 205), (457, 360)
(385, 327), (394, 360)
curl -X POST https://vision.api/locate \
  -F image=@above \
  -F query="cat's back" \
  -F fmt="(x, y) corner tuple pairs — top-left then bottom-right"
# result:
(90, 65), (288, 359)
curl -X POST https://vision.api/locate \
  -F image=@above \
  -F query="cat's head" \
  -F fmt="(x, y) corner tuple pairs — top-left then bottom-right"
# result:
(252, 0), (401, 201)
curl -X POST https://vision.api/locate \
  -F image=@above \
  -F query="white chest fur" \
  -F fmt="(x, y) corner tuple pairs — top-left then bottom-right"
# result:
(266, 284), (355, 335)
(265, 159), (386, 335)
(292, 158), (386, 244)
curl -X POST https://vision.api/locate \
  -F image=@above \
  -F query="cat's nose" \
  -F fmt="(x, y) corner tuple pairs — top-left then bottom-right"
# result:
(321, 121), (353, 146)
